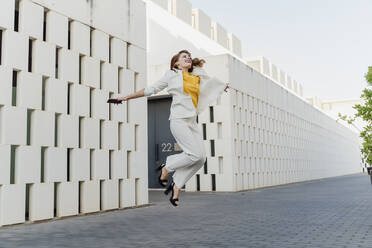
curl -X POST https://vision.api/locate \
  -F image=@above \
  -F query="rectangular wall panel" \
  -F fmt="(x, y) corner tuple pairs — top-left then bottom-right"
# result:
(0, 0), (15, 30)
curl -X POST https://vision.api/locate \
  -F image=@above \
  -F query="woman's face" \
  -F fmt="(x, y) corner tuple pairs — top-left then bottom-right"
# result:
(176, 52), (192, 70)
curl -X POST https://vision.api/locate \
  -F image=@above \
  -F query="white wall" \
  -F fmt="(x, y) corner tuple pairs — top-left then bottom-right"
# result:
(247, 60), (261, 73)
(0, 0), (148, 226)
(306, 96), (323, 109)
(212, 22), (228, 49)
(228, 33), (242, 57)
(247, 57), (304, 98)
(146, 54), (361, 192)
(270, 63), (279, 82)
(321, 99), (366, 134)
(247, 56), (270, 77)
(279, 69), (286, 86)
(192, 8), (211, 38)
(151, 0), (168, 10)
(286, 75), (293, 90)
(146, 0), (361, 193)
(146, 0), (243, 67)
(185, 54), (361, 191)
(173, 0), (192, 25)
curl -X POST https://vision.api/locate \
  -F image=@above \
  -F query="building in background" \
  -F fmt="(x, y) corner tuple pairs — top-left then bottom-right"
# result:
(145, 0), (243, 68)
(145, 0), (361, 192)
(306, 97), (366, 133)
(0, 0), (363, 227)
(247, 56), (303, 97)
(320, 98), (365, 133)
(0, 0), (147, 226)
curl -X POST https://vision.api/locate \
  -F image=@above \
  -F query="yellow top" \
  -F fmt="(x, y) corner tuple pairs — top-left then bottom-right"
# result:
(182, 71), (200, 108)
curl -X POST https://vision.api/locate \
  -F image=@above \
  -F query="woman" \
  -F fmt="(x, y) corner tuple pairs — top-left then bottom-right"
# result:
(108, 50), (229, 206)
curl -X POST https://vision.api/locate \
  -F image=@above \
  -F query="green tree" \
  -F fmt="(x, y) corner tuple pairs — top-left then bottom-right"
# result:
(338, 66), (372, 165)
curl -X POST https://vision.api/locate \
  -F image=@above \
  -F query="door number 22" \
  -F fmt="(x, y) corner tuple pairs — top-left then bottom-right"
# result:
(161, 143), (172, 152)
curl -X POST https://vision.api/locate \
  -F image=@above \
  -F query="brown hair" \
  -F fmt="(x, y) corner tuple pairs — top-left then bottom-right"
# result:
(170, 50), (205, 72)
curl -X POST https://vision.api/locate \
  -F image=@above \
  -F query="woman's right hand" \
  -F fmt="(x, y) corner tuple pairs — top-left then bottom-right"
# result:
(107, 97), (125, 104)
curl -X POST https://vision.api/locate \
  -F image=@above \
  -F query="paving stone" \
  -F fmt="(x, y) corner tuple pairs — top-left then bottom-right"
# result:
(0, 174), (371, 247)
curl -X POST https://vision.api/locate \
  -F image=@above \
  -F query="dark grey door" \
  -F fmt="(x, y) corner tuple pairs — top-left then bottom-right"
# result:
(148, 96), (182, 189)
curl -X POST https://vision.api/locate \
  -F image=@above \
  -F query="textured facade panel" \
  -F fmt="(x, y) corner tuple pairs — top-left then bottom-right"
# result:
(120, 69), (135, 95)
(57, 114), (79, 148)
(30, 110), (55, 146)
(101, 179), (119, 210)
(0, 184), (25, 226)
(2, 30), (29, 71)
(128, 45), (146, 74)
(173, 0), (192, 25)
(58, 48), (79, 83)
(0, 106), (28, 145)
(17, 71), (43, 110)
(212, 22), (228, 49)
(102, 121), (119, 150)
(110, 38), (127, 68)
(270, 64), (279, 82)
(111, 150), (127, 179)
(228, 33), (242, 57)
(192, 8), (211, 38)
(81, 56), (100, 89)
(120, 123), (135, 151)
(44, 78), (68, 114)
(0, 145), (11, 185)
(46, 11), (69, 48)
(15, 146), (41, 184)
(0, 0), (15, 30)
(32, 40), (56, 77)
(80, 180), (100, 213)
(19, 0), (44, 40)
(91, 89), (109, 120)
(0, 66), (13, 107)
(110, 96), (126, 123)
(69, 21), (90, 56)
(120, 178), (136, 208)
(56, 181), (79, 217)
(44, 147), (67, 183)
(129, 0), (147, 49)
(0, 0), (145, 226)
(81, 118), (100, 149)
(69, 84), (90, 117)
(29, 183), (54, 221)
(91, 149), (109, 180)
(69, 148), (90, 181)
(101, 62), (119, 93)
(91, 29), (109, 62)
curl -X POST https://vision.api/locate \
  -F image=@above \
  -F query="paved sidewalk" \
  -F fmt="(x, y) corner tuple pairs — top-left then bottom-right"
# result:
(0, 174), (371, 248)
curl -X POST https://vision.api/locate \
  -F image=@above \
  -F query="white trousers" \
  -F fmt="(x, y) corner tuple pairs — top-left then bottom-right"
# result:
(165, 116), (206, 188)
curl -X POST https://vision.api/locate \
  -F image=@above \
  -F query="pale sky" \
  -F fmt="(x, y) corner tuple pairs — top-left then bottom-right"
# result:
(188, 0), (372, 101)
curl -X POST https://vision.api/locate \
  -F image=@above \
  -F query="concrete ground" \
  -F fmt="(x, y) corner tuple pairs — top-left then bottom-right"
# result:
(0, 173), (371, 248)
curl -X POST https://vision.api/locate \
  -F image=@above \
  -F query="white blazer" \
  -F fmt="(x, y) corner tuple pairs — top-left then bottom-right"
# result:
(144, 67), (227, 120)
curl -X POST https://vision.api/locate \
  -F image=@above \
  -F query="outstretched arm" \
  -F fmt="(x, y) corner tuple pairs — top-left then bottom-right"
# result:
(118, 89), (145, 101)
(107, 70), (171, 104)
(107, 88), (145, 104)
(194, 66), (230, 93)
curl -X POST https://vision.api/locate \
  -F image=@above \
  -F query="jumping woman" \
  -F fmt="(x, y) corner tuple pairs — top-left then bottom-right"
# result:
(107, 50), (230, 207)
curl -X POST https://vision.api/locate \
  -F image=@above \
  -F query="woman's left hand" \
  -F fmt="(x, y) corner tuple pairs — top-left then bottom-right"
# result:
(224, 83), (230, 92)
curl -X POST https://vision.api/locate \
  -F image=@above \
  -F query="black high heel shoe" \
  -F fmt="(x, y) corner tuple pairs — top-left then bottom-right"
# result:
(155, 163), (168, 187)
(166, 182), (179, 207)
